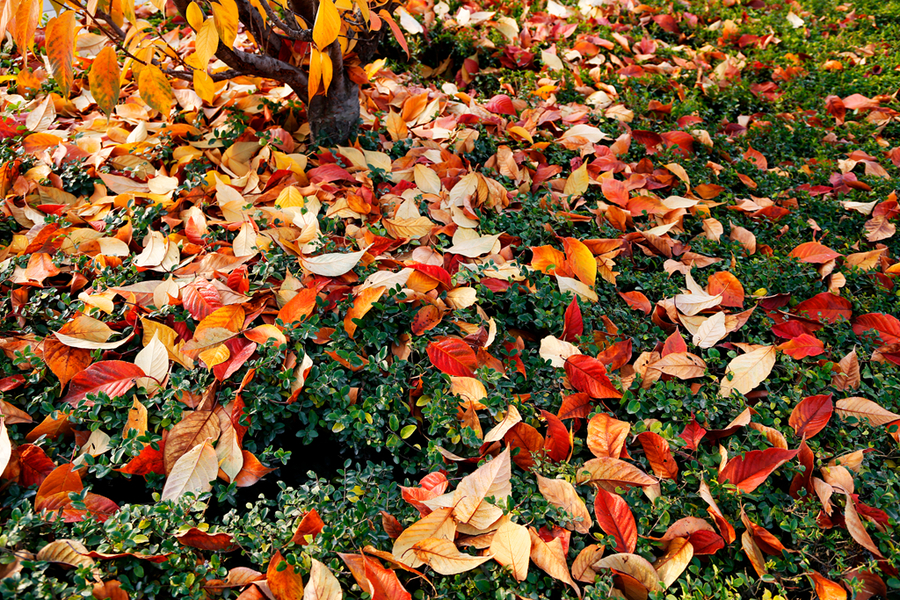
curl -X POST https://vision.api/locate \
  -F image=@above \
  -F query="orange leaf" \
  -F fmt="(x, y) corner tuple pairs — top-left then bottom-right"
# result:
(636, 431), (678, 479)
(45, 12), (76, 98)
(778, 333), (826, 359)
(809, 571), (847, 600)
(565, 355), (622, 399)
(89, 46), (121, 117)
(706, 271), (744, 308)
(618, 290), (651, 314)
(562, 237), (596, 288)
(789, 394), (833, 439)
(586, 413), (630, 459)
(290, 509), (325, 545)
(175, 527), (239, 551)
(789, 241), (841, 264)
(267, 550), (305, 600)
(277, 288), (319, 328)
(345, 286), (386, 338)
(426, 337), (477, 377)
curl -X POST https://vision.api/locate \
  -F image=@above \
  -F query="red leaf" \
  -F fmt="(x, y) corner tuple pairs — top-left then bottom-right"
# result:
(593, 488), (637, 553)
(688, 530), (725, 555)
(505, 422), (544, 470)
(789, 438), (815, 498)
(662, 330), (688, 356)
(176, 527), (239, 552)
(794, 292), (853, 324)
(290, 508), (325, 545)
(564, 355), (622, 399)
(777, 333), (826, 359)
(117, 444), (165, 476)
(484, 94), (516, 116)
(679, 415), (707, 450)
(213, 338), (257, 382)
(557, 393), (593, 420)
(789, 241), (841, 264)
(182, 278), (222, 320)
(618, 290), (651, 314)
(636, 432), (678, 479)
(18, 444), (56, 487)
(426, 337), (477, 377)
(596, 339), (633, 372)
(541, 410), (571, 462)
(789, 394), (833, 439)
(561, 296), (583, 342)
(718, 448), (799, 493)
(852, 313), (900, 344)
(61, 361), (145, 406)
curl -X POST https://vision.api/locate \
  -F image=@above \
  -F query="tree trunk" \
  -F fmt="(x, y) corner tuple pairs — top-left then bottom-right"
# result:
(305, 74), (360, 146)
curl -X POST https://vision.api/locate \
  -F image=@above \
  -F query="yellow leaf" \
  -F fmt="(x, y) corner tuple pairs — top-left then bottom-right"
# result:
(138, 64), (175, 116)
(321, 48), (333, 95)
(483, 405), (522, 444)
(720, 345), (776, 398)
(653, 538), (693, 589)
(186, 1), (204, 30)
(564, 162), (589, 197)
(211, 0), (238, 47)
(123, 398), (148, 439)
(392, 507), (456, 568)
(193, 18), (219, 68)
(36, 540), (95, 570)
(45, 11), (76, 98)
(90, 46), (121, 117)
(142, 318), (195, 369)
(594, 553), (660, 594)
(313, 0), (341, 50)
(308, 47), (323, 103)
(563, 237), (596, 288)
(193, 69), (215, 103)
(452, 447), (511, 526)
